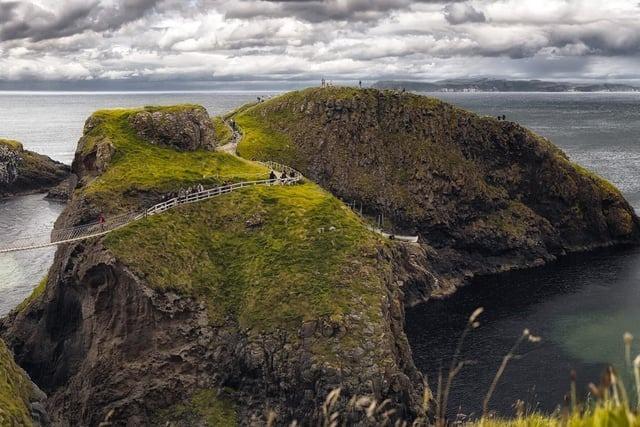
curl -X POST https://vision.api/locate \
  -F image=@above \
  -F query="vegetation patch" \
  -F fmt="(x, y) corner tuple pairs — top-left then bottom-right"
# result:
(571, 162), (622, 197)
(15, 275), (47, 313)
(0, 339), (34, 426)
(153, 389), (237, 426)
(235, 107), (300, 166)
(212, 116), (233, 146)
(80, 107), (270, 212)
(105, 183), (386, 332)
(0, 138), (23, 151)
(470, 405), (637, 427)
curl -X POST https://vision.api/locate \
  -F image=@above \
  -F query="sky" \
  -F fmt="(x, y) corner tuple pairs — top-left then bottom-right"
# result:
(0, 0), (639, 88)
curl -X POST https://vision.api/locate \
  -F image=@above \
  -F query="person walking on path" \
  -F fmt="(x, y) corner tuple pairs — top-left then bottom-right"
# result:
(98, 212), (106, 231)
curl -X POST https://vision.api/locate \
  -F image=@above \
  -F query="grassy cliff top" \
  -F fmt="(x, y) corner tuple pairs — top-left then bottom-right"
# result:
(0, 138), (23, 151)
(0, 339), (35, 425)
(72, 102), (393, 360)
(79, 106), (268, 212)
(233, 86), (636, 251)
(105, 182), (387, 333)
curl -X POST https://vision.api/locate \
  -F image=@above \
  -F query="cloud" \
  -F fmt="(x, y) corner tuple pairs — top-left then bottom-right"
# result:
(1, 0), (640, 83)
(443, 2), (486, 25)
(0, 0), (160, 41)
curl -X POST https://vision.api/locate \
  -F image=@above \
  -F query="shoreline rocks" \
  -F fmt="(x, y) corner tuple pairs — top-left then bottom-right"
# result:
(0, 139), (70, 200)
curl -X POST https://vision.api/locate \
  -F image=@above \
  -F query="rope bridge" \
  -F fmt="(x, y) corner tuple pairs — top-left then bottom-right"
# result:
(0, 162), (301, 254)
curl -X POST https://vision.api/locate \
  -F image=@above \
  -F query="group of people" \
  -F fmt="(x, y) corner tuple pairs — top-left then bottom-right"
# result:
(321, 78), (335, 88)
(161, 184), (206, 202)
(268, 169), (296, 182)
(497, 114), (508, 121)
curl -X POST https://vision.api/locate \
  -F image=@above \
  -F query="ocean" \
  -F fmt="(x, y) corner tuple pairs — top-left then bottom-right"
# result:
(1, 90), (640, 416)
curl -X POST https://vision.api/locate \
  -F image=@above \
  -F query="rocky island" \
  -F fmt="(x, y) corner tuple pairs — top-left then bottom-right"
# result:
(1, 89), (638, 425)
(0, 139), (71, 200)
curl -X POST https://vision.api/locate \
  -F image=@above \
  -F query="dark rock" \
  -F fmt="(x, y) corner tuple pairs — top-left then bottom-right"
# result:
(129, 106), (216, 151)
(0, 139), (70, 199)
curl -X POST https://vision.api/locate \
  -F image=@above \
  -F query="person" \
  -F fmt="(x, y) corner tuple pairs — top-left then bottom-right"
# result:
(98, 212), (106, 231)
(359, 80), (362, 88)
(281, 171), (288, 182)
(502, 114), (506, 121)
(497, 115), (501, 121)
(269, 170), (277, 181)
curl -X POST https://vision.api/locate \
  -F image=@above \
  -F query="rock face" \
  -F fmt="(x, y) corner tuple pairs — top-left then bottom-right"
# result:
(0, 139), (70, 199)
(0, 242), (432, 425)
(129, 106), (217, 151)
(0, 143), (20, 185)
(236, 87), (640, 294)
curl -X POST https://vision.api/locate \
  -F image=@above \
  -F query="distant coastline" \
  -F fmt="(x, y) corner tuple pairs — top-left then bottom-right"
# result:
(373, 78), (640, 93)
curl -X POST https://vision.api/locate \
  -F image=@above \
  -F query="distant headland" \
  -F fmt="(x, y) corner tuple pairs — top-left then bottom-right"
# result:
(373, 78), (640, 93)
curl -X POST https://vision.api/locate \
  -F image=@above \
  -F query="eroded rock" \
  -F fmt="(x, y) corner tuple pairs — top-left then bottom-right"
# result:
(129, 106), (216, 151)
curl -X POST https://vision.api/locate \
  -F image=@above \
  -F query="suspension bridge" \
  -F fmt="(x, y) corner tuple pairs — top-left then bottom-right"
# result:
(0, 161), (300, 254)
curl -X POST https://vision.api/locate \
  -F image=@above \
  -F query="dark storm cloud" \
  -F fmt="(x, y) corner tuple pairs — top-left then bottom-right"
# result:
(224, 0), (407, 22)
(0, 0), (160, 41)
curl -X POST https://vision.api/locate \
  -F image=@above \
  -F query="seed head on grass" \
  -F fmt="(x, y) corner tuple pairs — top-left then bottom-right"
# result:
(482, 328), (541, 417)
(436, 307), (484, 426)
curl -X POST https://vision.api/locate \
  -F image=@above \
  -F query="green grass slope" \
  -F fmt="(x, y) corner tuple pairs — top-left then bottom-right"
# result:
(0, 339), (35, 426)
(106, 183), (387, 334)
(77, 107), (269, 212)
(80, 104), (393, 362)
(212, 116), (234, 146)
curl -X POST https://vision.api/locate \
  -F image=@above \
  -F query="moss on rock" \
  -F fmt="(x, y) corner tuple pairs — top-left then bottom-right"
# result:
(0, 339), (35, 426)
(153, 389), (237, 426)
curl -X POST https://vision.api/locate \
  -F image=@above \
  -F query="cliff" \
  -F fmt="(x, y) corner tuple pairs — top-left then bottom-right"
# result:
(0, 139), (70, 199)
(235, 87), (640, 294)
(1, 104), (432, 425)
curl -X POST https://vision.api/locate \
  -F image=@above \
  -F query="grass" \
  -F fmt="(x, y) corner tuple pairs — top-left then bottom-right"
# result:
(212, 116), (233, 146)
(571, 162), (622, 197)
(0, 339), (35, 426)
(470, 407), (639, 427)
(14, 275), (47, 313)
(80, 107), (270, 212)
(105, 183), (386, 332)
(0, 138), (23, 151)
(235, 106), (300, 166)
(153, 389), (237, 426)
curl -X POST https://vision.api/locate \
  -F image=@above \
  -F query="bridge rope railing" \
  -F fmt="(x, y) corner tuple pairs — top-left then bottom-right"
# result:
(0, 163), (302, 254)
